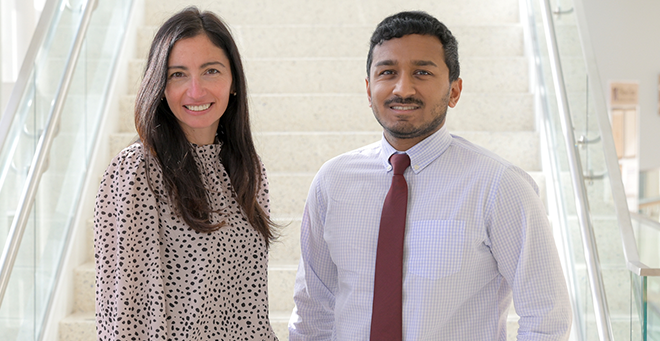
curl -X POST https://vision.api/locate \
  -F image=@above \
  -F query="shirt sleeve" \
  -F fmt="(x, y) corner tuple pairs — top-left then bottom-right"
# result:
(487, 166), (572, 340)
(288, 172), (338, 340)
(94, 145), (166, 341)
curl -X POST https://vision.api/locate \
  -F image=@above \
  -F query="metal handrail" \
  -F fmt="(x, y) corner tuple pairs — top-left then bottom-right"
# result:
(0, 0), (59, 152)
(523, 0), (586, 337)
(0, 0), (99, 305)
(537, 0), (614, 340)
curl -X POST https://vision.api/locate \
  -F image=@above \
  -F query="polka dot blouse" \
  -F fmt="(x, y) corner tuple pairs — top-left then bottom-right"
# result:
(94, 142), (278, 340)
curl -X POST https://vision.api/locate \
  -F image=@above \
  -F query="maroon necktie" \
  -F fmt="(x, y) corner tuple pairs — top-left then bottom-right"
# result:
(370, 153), (410, 341)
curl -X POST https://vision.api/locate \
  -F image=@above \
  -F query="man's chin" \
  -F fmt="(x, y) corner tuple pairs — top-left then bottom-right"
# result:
(384, 124), (441, 140)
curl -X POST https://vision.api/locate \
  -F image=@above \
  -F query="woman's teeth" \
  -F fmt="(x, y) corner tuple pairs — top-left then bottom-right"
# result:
(186, 103), (211, 111)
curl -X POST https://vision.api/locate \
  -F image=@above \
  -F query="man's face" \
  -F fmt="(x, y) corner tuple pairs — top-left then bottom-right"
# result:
(366, 34), (462, 151)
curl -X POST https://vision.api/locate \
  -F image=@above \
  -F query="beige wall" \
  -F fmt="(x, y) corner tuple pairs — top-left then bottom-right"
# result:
(581, 0), (660, 171)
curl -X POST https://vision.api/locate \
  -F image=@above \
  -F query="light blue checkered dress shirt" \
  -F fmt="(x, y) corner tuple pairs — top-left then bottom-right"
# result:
(288, 126), (572, 340)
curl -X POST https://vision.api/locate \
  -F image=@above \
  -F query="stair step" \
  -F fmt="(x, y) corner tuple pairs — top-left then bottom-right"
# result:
(108, 132), (137, 160)
(269, 310), (291, 341)
(270, 218), (302, 264)
(143, 0), (519, 27)
(268, 262), (298, 313)
(59, 312), (96, 341)
(73, 262), (96, 314)
(118, 96), (137, 134)
(137, 24), (524, 61)
(269, 173), (314, 218)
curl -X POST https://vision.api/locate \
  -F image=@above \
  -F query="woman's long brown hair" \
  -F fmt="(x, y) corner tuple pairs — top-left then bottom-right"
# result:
(134, 7), (275, 245)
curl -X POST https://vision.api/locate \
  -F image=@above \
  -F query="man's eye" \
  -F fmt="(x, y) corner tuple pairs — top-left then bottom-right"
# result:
(416, 70), (431, 75)
(380, 70), (394, 76)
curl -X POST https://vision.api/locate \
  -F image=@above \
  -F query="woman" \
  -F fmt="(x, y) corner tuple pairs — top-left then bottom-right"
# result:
(94, 7), (278, 340)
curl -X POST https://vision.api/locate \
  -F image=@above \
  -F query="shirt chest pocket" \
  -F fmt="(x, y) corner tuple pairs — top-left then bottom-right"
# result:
(406, 220), (465, 280)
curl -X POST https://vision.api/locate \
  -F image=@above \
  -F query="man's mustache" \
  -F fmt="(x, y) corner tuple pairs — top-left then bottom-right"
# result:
(384, 96), (424, 106)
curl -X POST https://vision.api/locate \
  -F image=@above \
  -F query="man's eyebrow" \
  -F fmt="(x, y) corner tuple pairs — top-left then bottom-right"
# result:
(374, 60), (397, 67)
(373, 60), (438, 68)
(412, 60), (437, 67)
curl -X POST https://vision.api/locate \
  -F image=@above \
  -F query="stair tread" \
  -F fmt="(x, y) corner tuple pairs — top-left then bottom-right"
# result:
(61, 311), (96, 322)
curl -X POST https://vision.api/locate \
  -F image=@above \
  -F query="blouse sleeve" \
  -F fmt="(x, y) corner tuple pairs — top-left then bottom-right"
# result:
(256, 160), (271, 218)
(93, 144), (167, 340)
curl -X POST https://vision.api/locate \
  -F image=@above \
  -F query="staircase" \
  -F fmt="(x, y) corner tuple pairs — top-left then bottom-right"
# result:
(58, 0), (542, 339)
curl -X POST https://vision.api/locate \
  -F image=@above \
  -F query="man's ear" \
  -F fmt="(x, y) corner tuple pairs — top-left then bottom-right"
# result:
(448, 78), (462, 108)
(366, 77), (372, 108)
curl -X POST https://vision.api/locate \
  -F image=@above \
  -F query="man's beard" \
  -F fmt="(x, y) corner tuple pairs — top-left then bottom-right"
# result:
(373, 90), (450, 140)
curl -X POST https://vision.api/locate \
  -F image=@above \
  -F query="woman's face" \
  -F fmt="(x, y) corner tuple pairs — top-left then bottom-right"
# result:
(164, 34), (233, 145)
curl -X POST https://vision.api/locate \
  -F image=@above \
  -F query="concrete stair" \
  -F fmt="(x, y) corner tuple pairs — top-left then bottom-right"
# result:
(59, 0), (544, 340)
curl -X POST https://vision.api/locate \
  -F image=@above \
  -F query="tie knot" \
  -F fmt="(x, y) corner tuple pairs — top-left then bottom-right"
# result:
(390, 153), (410, 175)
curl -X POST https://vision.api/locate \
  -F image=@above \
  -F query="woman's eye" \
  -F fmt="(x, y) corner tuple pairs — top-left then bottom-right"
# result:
(169, 71), (184, 78)
(206, 68), (220, 75)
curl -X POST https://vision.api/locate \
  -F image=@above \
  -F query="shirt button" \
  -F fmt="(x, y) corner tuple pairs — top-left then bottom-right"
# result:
(387, 166), (392, 171)
(414, 165), (420, 170)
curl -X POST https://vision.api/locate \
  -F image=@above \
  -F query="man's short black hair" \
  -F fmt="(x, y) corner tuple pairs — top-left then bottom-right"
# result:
(366, 11), (460, 82)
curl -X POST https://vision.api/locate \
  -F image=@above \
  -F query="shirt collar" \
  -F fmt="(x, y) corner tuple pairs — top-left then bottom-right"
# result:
(379, 125), (453, 174)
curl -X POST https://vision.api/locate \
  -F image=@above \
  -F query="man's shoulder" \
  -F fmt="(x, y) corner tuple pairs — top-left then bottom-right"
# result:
(318, 140), (382, 174)
(448, 134), (538, 190)
(449, 134), (513, 169)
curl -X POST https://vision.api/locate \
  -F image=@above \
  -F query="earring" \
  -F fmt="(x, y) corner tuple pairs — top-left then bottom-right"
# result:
(231, 91), (237, 96)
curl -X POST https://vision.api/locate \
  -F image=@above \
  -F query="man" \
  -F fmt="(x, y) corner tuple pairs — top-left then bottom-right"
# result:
(289, 11), (572, 340)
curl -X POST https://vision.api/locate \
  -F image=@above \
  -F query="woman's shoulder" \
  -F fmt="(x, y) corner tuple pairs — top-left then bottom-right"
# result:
(107, 141), (145, 168)
(100, 141), (165, 194)
(103, 141), (164, 180)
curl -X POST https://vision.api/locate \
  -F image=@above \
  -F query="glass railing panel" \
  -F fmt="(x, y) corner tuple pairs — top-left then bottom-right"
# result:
(646, 276), (660, 339)
(554, 3), (639, 339)
(631, 213), (660, 340)
(0, 0), (82, 270)
(0, 1), (78, 336)
(528, 0), (649, 339)
(531, 0), (644, 338)
(0, 0), (133, 339)
(632, 214), (660, 270)
(631, 274), (648, 340)
(526, 0), (598, 338)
